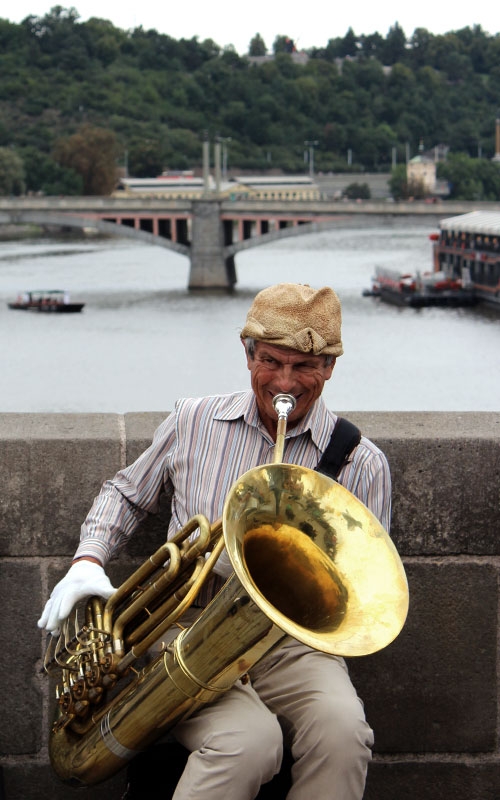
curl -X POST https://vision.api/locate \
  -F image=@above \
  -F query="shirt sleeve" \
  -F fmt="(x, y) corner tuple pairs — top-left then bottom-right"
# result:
(338, 437), (392, 532)
(73, 414), (177, 565)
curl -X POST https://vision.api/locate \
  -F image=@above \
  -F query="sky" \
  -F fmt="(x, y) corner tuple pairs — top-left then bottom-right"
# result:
(3, 1), (500, 55)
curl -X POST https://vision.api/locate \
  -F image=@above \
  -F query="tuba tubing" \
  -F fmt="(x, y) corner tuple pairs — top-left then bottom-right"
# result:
(46, 394), (409, 786)
(49, 575), (288, 785)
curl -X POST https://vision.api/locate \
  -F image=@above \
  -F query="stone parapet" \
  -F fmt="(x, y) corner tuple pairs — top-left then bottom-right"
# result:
(0, 411), (498, 799)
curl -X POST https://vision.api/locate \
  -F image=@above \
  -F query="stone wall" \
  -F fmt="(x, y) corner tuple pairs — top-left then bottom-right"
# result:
(0, 411), (499, 800)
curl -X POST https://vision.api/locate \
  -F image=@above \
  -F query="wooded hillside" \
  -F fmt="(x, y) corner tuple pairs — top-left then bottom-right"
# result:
(1, 7), (500, 195)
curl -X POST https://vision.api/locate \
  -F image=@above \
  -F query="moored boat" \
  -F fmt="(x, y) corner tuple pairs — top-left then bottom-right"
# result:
(431, 210), (500, 307)
(363, 266), (477, 308)
(8, 290), (85, 313)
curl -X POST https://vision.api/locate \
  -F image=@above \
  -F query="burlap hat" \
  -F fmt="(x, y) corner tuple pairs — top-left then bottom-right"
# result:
(240, 283), (343, 356)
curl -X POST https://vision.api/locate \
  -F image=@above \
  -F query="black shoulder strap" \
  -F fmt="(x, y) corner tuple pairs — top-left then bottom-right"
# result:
(315, 417), (361, 480)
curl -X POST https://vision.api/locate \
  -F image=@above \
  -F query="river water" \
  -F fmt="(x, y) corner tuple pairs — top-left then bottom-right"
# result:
(0, 216), (498, 414)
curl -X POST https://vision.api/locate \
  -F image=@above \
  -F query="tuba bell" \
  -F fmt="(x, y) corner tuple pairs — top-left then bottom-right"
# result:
(43, 394), (409, 786)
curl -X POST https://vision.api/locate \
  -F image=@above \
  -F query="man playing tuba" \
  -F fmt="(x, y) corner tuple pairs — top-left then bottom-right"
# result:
(39, 283), (392, 800)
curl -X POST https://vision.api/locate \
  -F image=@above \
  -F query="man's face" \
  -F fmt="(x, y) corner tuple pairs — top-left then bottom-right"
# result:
(245, 341), (335, 434)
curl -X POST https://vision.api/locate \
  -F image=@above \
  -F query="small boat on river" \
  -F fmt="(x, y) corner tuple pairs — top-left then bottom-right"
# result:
(363, 266), (478, 308)
(8, 290), (85, 313)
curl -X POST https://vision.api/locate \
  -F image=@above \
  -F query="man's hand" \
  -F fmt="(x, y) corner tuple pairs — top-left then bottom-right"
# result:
(37, 560), (116, 636)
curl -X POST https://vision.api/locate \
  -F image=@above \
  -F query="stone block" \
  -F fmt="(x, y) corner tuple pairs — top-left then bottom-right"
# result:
(348, 560), (498, 752)
(123, 411), (167, 463)
(0, 563), (43, 754)
(364, 760), (500, 800)
(343, 411), (500, 556)
(0, 414), (123, 556)
(2, 763), (126, 800)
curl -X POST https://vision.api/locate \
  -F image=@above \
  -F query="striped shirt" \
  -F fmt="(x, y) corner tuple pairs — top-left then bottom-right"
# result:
(75, 390), (392, 602)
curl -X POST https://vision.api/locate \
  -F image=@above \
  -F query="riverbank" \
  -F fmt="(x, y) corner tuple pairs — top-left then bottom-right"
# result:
(0, 222), (108, 241)
(0, 223), (42, 240)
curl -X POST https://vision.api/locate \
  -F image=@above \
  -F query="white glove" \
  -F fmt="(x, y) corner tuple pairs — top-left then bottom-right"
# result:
(37, 560), (116, 636)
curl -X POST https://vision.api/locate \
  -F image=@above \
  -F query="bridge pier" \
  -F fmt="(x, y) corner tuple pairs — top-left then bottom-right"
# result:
(189, 200), (235, 290)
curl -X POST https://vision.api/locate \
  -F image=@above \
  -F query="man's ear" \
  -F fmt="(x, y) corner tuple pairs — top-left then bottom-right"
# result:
(324, 358), (336, 381)
(242, 338), (252, 369)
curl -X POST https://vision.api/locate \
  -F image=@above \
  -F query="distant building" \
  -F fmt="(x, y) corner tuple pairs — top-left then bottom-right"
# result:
(113, 172), (210, 199)
(407, 154), (436, 195)
(113, 173), (320, 201)
(247, 51), (309, 66)
(228, 175), (320, 200)
(427, 144), (450, 163)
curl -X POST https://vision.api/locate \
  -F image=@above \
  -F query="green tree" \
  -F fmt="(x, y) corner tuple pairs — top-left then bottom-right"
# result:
(54, 125), (119, 194)
(273, 35), (296, 54)
(389, 164), (408, 200)
(0, 18), (30, 53)
(454, 24), (489, 73)
(321, 38), (343, 61)
(340, 28), (358, 58)
(0, 147), (25, 195)
(476, 159), (500, 200)
(21, 147), (82, 194)
(343, 182), (371, 199)
(438, 153), (500, 200)
(249, 33), (267, 56)
(382, 23), (407, 64)
(359, 32), (384, 60)
(408, 28), (434, 68)
(22, 6), (92, 72)
(425, 32), (471, 81)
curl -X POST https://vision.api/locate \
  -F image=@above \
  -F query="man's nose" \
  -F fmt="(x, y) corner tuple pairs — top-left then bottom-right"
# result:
(275, 365), (296, 390)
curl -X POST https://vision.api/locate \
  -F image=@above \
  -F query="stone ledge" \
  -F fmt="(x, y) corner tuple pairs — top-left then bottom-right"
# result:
(1, 412), (499, 800)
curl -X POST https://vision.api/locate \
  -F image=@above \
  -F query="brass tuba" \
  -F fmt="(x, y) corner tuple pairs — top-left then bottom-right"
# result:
(43, 394), (409, 786)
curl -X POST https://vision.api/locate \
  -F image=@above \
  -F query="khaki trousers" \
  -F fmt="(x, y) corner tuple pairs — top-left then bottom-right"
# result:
(171, 635), (374, 800)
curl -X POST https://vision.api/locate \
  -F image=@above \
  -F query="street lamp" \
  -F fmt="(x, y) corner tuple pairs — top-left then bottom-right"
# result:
(304, 140), (319, 178)
(202, 131), (210, 195)
(220, 137), (232, 181)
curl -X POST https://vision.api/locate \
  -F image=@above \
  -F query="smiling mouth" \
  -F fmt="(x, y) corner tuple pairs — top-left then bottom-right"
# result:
(270, 391), (299, 402)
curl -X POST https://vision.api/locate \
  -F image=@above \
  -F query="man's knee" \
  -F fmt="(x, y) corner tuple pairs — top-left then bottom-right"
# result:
(205, 715), (283, 782)
(297, 698), (373, 761)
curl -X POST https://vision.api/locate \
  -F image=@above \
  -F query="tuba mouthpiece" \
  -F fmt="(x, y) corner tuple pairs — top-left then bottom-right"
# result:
(272, 393), (296, 420)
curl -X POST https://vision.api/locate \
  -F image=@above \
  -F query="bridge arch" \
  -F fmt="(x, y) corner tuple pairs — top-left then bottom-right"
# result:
(2, 211), (191, 258)
(224, 218), (356, 258)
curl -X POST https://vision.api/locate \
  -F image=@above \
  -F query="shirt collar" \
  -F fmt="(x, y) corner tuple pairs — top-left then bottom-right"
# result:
(214, 390), (333, 450)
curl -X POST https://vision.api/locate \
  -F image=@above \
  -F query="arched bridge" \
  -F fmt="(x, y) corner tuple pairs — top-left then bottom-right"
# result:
(0, 196), (491, 289)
